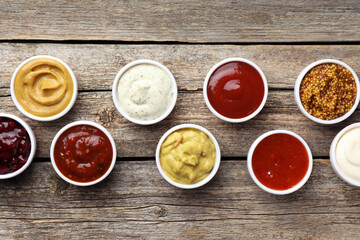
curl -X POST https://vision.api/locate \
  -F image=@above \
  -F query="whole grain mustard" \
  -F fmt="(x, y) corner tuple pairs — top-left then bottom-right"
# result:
(300, 63), (356, 120)
(160, 128), (216, 185)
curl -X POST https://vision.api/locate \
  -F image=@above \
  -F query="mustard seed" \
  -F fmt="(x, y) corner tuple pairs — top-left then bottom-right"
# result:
(299, 63), (356, 120)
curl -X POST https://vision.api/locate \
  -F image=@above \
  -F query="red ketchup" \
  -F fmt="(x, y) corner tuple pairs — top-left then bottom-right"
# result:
(207, 61), (265, 119)
(252, 133), (309, 190)
(0, 117), (31, 174)
(54, 125), (113, 183)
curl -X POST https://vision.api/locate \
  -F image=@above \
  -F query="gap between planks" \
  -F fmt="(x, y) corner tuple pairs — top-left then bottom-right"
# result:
(1, 39), (360, 46)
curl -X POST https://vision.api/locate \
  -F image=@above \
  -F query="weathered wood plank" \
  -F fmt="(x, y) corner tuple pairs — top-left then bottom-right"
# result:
(1, 1), (360, 42)
(0, 90), (357, 158)
(1, 43), (360, 91)
(0, 160), (358, 239)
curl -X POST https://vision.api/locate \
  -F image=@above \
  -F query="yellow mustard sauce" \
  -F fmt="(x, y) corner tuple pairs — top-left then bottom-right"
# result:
(160, 128), (216, 185)
(14, 58), (74, 117)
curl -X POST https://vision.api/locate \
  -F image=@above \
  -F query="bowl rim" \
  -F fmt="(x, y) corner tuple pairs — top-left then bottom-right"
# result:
(10, 55), (78, 122)
(112, 59), (178, 125)
(330, 122), (360, 187)
(155, 123), (221, 189)
(294, 59), (360, 125)
(203, 57), (268, 123)
(247, 129), (313, 195)
(50, 120), (117, 186)
(0, 113), (36, 179)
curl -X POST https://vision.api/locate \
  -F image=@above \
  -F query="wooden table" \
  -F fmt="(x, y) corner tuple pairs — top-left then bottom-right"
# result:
(1, 1), (360, 239)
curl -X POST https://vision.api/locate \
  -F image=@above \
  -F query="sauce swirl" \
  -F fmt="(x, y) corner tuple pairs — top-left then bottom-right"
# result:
(335, 127), (360, 182)
(116, 63), (174, 121)
(14, 57), (74, 117)
(207, 61), (265, 119)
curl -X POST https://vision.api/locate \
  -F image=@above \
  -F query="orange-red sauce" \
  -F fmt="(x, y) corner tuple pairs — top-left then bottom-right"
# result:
(252, 133), (309, 190)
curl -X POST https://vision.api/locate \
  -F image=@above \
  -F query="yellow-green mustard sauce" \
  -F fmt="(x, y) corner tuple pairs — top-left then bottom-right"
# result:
(160, 128), (216, 185)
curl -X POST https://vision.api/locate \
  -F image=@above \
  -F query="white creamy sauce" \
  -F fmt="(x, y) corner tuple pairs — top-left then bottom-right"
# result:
(117, 64), (174, 121)
(335, 127), (360, 182)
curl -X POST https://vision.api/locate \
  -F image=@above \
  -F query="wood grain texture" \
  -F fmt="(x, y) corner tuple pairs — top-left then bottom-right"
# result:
(1, 44), (358, 158)
(0, 90), (358, 158)
(1, 1), (360, 239)
(1, 43), (360, 91)
(0, 160), (359, 240)
(1, 1), (360, 42)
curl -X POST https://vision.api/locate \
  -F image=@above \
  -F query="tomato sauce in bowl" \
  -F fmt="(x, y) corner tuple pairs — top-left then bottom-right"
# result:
(248, 130), (313, 195)
(204, 58), (267, 122)
(51, 121), (116, 186)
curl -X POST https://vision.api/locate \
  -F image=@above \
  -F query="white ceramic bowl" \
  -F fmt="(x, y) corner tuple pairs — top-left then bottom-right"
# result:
(203, 58), (268, 123)
(156, 124), (221, 189)
(294, 59), (360, 124)
(112, 59), (178, 125)
(10, 55), (78, 121)
(247, 130), (313, 195)
(330, 123), (360, 187)
(50, 121), (116, 186)
(0, 113), (36, 179)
